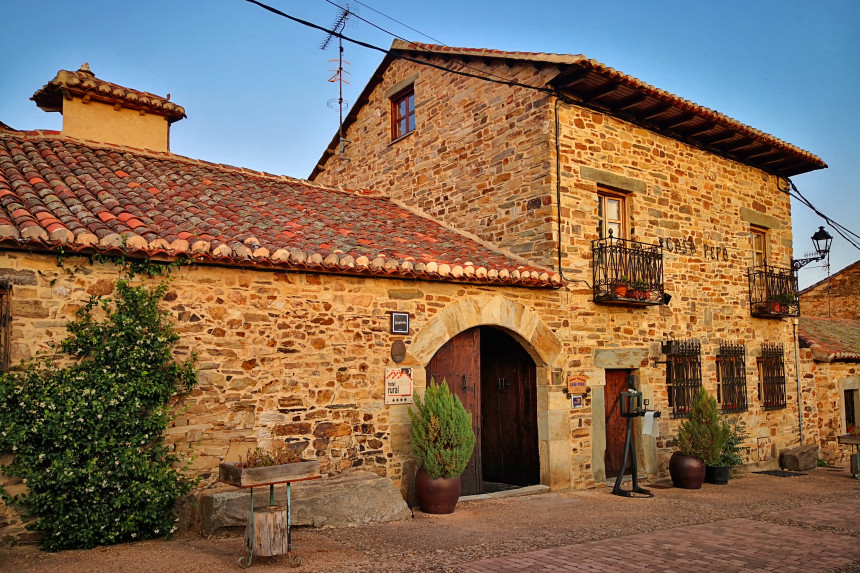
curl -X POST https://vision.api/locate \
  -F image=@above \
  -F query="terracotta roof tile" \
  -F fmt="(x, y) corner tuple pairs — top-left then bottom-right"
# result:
(798, 317), (860, 362)
(31, 65), (185, 123)
(0, 127), (558, 287)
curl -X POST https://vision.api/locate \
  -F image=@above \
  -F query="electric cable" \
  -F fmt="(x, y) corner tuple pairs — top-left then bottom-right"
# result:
(351, 0), (446, 45)
(787, 179), (860, 253)
(318, 0), (527, 86)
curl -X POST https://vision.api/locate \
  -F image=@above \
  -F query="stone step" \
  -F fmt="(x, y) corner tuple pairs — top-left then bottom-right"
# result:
(200, 470), (411, 532)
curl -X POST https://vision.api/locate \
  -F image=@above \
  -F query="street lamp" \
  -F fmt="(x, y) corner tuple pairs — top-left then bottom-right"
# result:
(791, 226), (833, 271)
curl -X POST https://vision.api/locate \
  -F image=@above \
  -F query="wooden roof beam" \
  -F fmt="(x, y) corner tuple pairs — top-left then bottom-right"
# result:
(611, 93), (648, 112)
(580, 82), (620, 103)
(553, 67), (591, 90)
(640, 104), (673, 121)
(698, 131), (737, 146)
(661, 113), (697, 130)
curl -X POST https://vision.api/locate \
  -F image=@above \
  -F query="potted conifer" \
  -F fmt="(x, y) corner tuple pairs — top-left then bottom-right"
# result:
(669, 387), (729, 489)
(409, 379), (476, 514)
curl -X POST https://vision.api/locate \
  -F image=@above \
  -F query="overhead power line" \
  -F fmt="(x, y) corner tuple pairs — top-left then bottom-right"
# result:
(243, 0), (557, 95)
(788, 179), (860, 253)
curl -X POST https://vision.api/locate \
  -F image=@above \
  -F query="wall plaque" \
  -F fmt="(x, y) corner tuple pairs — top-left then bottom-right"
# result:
(385, 367), (414, 405)
(391, 340), (407, 363)
(568, 376), (587, 395)
(391, 312), (410, 334)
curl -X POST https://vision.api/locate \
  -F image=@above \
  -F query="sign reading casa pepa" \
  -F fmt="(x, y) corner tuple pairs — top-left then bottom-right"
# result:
(661, 236), (731, 264)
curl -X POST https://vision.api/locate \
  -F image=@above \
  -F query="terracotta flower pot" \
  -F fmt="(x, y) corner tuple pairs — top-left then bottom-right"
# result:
(669, 452), (705, 489)
(415, 467), (461, 514)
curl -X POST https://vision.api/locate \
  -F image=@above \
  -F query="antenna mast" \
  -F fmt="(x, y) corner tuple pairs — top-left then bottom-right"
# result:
(322, 7), (351, 161)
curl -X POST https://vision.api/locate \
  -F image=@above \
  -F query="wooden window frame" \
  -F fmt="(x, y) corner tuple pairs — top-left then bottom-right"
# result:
(717, 342), (748, 413)
(757, 344), (787, 410)
(750, 225), (768, 267)
(598, 188), (627, 240)
(390, 86), (415, 140)
(666, 339), (702, 418)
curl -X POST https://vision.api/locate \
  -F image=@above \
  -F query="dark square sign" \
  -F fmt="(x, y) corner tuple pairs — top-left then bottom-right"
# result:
(391, 312), (410, 334)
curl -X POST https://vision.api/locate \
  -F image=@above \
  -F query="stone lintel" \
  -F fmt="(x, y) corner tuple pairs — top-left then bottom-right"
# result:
(580, 166), (646, 194)
(739, 206), (782, 230)
(593, 347), (649, 369)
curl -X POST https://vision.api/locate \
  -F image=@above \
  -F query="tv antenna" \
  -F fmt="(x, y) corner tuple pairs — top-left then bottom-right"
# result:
(322, 6), (352, 161)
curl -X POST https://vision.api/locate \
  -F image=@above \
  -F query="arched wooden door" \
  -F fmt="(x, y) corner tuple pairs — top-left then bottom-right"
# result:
(426, 326), (538, 496)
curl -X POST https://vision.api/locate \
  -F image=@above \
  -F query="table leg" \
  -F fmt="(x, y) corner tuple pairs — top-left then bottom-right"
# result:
(286, 481), (302, 567)
(238, 487), (254, 568)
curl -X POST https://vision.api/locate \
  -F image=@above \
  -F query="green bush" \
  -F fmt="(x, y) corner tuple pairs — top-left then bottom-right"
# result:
(0, 276), (197, 551)
(718, 417), (749, 467)
(408, 379), (476, 479)
(677, 387), (729, 465)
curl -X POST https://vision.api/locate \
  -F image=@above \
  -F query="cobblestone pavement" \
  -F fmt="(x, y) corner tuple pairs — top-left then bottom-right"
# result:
(463, 513), (860, 572)
(2, 468), (859, 572)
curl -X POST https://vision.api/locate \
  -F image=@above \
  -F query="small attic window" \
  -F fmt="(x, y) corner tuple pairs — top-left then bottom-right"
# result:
(391, 87), (415, 140)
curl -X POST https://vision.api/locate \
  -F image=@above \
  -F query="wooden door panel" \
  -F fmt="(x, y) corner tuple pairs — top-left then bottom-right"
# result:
(426, 327), (481, 495)
(481, 328), (539, 486)
(604, 369), (631, 479)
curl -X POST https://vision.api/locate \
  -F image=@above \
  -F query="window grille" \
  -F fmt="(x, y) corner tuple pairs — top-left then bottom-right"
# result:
(666, 339), (702, 418)
(718, 342), (747, 413)
(0, 283), (10, 373)
(759, 343), (787, 410)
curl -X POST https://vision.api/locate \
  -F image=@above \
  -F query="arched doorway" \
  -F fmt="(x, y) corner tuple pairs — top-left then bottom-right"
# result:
(426, 326), (539, 495)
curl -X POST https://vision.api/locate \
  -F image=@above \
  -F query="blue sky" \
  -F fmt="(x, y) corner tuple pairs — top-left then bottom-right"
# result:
(1, 0), (857, 288)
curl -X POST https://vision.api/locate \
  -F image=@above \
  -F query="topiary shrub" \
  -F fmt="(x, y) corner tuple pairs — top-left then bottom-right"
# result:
(408, 379), (476, 479)
(0, 276), (197, 550)
(676, 387), (729, 465)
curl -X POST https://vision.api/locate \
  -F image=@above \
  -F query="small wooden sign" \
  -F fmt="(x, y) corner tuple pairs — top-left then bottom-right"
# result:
(391, 312), (410, 334)
(385, 367), (414, 405)
(568, 376), (587, 395)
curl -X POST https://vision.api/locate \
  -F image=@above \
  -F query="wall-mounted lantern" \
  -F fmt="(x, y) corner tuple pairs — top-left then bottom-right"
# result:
(791, 226), (833, 271)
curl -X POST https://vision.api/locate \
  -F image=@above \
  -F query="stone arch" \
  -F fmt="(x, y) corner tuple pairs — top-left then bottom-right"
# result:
(402, 294), (570, 491)
(406, 294), (563, 368)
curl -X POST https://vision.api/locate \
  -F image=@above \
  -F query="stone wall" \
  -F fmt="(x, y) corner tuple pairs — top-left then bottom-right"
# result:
(311, 54), (812, 478)
(313, 58), (559, 268)
(800, 261), (860, 320)
(0, 251), (575, 542)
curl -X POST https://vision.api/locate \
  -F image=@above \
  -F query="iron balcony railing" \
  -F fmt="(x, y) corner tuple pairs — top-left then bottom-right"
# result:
(593, 235), (664, 306)
(748, 264), (799, 318)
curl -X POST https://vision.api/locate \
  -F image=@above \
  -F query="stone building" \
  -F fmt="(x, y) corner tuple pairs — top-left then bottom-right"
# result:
(800, 259), (860, 320)
(0, 66), (565, 540)
(798, 260), (860, 462)
(311, 41), (837, 482)
(0, 47), (847, 541)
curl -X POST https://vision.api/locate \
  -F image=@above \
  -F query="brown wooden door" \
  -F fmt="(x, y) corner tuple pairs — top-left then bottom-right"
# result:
(480, 328), (539, 486)
(426, 327), (482, 495)
(604, 369), (632, 479)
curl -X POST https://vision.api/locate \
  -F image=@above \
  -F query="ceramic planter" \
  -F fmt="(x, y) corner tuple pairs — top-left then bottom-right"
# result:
(219, 460), (320, 488)
(669, 452), (705, 489)
(704, 464), (730, 485)
(415, 467), (461, 514)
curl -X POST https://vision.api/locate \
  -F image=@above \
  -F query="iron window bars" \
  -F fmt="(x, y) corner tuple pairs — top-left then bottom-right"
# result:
(592, 234), (664, 306)
(718, 342), (748, 413)
(666, 339), (702, 418)
(759, 343), (787, 410)
(0, 282), (9, 373)
(748, 264), (799, 318)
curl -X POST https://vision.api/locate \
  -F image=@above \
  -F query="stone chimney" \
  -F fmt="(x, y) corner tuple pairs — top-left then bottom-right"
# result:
(31, 64), (185, 152)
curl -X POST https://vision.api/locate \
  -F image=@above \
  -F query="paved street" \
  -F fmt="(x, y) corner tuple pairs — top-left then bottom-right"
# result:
(2, 467), (860, 572)
(464, 507), (860, 572)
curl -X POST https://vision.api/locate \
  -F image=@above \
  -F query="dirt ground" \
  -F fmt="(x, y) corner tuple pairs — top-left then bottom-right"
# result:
(2, 467), (859, 573)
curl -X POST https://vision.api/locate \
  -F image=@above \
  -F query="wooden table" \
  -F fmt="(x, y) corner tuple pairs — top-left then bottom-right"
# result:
(837, 434), (860, 479)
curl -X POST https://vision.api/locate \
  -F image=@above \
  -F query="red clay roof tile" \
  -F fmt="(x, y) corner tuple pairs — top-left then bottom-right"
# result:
(0, 127), (558, 287)
(798, 317), (860, 362)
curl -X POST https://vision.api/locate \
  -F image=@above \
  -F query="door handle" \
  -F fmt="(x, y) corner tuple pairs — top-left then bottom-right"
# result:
(462, 374), (467, 391)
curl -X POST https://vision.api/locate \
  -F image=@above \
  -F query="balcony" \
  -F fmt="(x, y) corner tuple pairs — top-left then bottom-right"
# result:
(748, 264), (799, 318)
(592, 236), (664, 306)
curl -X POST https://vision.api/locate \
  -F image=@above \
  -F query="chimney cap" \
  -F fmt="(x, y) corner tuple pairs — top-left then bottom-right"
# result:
(31, 66), (186, 122)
